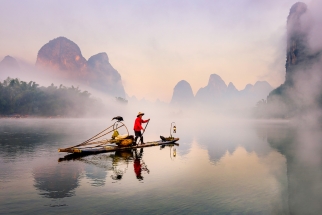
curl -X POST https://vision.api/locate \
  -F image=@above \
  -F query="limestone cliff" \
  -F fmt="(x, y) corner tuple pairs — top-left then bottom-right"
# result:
(0, 55), (20, 71)
(170, 80), (194, 106)
(87, 53), (125, 98)
(195, 74), (227, 104)
(226, 82), (239, 96)
(36, 37), (88, 77)
(285, 2), (308, 85)
(193, 73), (272, 107)
(35, 37), (126, 97)
(266, 2), (322, 117)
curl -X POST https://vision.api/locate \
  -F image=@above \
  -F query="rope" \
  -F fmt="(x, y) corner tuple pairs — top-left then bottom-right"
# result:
(90, 121), (130, 148)
(79, 121), (128, 146)
(80, 124), (114, 145)
(85, 124), (124, 144)
(65, 124), (124, 150)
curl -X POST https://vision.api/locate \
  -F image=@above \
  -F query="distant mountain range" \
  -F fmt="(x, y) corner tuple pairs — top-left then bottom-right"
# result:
(1, 36), (274, 108)
(1, 37), (126, 98)
(171, 74), (273, 108)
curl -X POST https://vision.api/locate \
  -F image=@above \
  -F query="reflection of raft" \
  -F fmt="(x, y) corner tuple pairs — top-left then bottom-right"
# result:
(58, 138), (179, 154)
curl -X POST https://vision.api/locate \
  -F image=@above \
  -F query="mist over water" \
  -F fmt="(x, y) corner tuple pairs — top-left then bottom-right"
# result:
(0, 118), (321, 214)
(1, 1), (322, 215)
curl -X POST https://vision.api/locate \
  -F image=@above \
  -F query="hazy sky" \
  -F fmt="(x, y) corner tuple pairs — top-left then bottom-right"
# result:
(0, 0), (310, 102)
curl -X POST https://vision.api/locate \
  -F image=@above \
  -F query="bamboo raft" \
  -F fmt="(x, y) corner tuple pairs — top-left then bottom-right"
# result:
(58, 138), (179, 154)
(58, 119), (179, 154)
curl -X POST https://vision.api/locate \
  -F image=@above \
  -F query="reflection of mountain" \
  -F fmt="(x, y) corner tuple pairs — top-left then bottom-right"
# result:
(33, 163), (82, 198)
(58, 153), (113, 186)
(195, 124), (271, 163)
(176, 139), (192, 156)
(196, 129), (236, 163)
(85, 165), (108, 187)
(0, 122), (65, 159)
(263, 124), (322, 214)
(173, 121), (194, 156)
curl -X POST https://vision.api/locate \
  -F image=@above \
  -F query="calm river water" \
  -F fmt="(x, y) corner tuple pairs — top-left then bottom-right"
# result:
(1, 118), (322, 214)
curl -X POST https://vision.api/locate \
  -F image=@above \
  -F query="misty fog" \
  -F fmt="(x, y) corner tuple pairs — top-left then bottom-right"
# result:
(1, 1), (322, 214)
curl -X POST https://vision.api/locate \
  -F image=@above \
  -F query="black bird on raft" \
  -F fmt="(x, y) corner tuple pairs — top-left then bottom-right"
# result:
(112, 116), (124, 122)
(160, 136), (166, 142)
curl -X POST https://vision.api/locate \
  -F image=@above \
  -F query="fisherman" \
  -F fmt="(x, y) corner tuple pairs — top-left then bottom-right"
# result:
(133, 112), (150, 145)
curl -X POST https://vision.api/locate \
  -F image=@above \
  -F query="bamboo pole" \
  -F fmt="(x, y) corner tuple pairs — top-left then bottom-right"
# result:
(61, 124), (124, 150)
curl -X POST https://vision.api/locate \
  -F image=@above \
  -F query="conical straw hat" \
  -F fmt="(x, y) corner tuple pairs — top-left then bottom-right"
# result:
(137, 112), (144, 117)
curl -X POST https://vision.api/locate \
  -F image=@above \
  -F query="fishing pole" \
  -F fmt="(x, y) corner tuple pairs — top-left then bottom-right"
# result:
(141, 119), (150, 136)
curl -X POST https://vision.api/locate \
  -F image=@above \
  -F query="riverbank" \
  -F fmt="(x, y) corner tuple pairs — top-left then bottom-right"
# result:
(0, 114), (62, 119)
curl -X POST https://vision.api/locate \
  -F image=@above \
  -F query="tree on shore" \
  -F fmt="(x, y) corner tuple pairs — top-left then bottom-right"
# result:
(0, 77), (104, 117)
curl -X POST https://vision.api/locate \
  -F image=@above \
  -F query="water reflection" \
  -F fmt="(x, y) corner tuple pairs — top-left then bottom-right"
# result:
(85, 164), (107, 186)
(0, 127), (63, 160)
(133, 149), (150, 181)
(58, 146), (173, 183)
(259, 123), (322, 214)
(110, 150), (133, 181)
(0, 119), (72, 161)
(4, 118), (322, 214)
(160, 144), (177, 160)
(195, 124), (271, 163)
(175, 131), (193, 156)
(33, 162), (83, 199)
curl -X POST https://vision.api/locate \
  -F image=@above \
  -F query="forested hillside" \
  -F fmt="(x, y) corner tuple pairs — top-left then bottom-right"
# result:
(0, 78), (104, 117)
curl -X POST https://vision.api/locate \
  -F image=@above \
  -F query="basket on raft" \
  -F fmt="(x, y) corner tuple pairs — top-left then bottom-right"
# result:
(110, 134), (134, 147)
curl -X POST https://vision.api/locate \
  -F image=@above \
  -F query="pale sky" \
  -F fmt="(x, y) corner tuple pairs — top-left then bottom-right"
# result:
(0, 0), (310, 102)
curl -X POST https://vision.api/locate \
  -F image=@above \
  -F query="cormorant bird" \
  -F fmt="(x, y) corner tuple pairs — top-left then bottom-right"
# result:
(112, 116), (124, 122)
(160, 136), (166, 142)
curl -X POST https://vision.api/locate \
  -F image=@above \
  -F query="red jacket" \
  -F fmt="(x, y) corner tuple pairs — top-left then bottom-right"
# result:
(134, 117), (148, 131)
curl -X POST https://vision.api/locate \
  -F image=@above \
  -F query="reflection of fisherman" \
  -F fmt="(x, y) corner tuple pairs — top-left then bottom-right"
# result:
(133, 112), (150, 145)
(133, 149), (149, 181)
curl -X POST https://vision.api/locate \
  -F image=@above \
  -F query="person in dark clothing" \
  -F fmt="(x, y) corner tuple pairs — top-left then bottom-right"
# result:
(133, 112), (150, 145)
